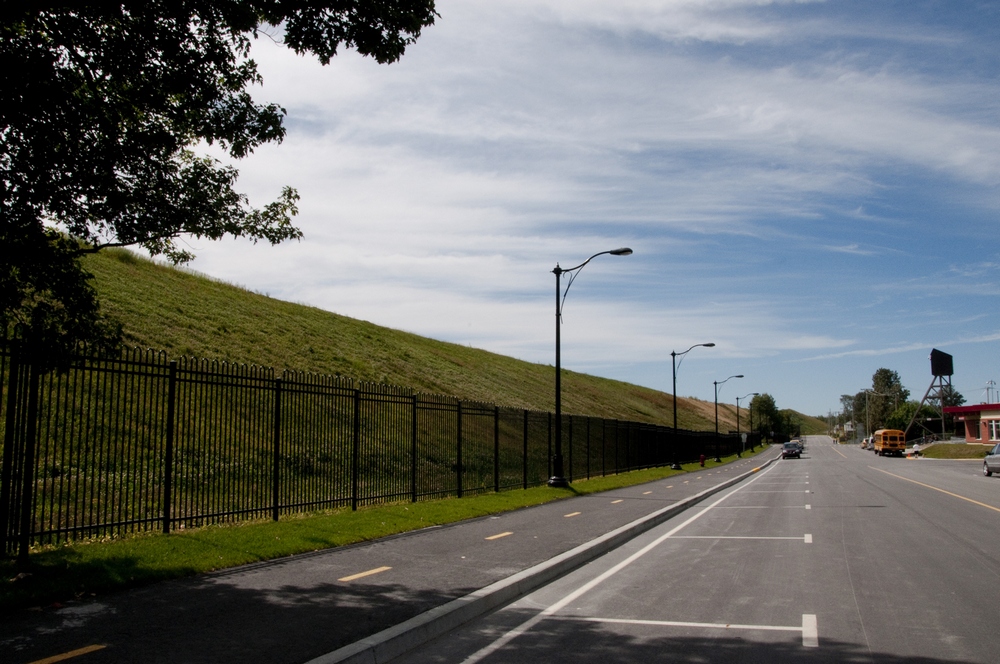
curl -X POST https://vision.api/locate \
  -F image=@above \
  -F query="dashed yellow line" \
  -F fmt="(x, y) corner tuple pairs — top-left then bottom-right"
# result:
(832, 446), (847, 459)
(611, 499), (624, 504)
(485, 531), (513, 540)
(29, 645), (106, 664)
(870, 467), (1000, 514)
(642, 491), (652, 495)
(564, 511), (581, 518)
(339, 566), (392, 582)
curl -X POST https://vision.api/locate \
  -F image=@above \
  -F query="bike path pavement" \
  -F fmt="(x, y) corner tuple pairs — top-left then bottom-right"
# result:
(1, 453), (777, 664)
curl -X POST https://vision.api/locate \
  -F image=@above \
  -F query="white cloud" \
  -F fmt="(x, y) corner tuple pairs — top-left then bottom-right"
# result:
(182, 1), (1000, 415)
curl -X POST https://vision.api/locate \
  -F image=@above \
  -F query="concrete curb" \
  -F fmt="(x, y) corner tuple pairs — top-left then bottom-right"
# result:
(306, 455), (778, 664)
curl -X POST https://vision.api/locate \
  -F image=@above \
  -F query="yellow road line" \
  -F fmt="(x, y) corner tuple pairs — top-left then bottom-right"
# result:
(485, 531), (513, 540)
(564, 512), (581, 518)
(642, 491), (652, 495)
(339, 566), (392, 582)
(29, 645), (106, 664)
(870, 467), (1000, 514)
(611, 499), (623, 504)
(832, 447), (847, 459)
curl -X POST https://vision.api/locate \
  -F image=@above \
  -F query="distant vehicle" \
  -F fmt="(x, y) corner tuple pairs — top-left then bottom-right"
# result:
(984, 443), (1000, 477)
(782, 442), (801, 459)
(860, 437), (871, 450)
(873, 429), (906, 457)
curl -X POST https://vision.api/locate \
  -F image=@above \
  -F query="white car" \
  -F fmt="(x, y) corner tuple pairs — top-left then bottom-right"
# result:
(984, 443), (1000, 477)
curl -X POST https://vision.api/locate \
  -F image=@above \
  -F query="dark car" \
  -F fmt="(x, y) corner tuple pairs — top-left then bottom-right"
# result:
(782, 442), (801, 459)
(984, 443), (1000, 476)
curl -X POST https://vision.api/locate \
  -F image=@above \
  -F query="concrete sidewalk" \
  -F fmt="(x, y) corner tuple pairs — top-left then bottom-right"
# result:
(1, 452), (777, 664)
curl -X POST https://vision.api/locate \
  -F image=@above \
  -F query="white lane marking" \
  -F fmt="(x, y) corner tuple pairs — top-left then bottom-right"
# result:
(803, 613), (819, 647)
(460, 464), (780, 663)
(562, 615), (807, 635)
(671, 535), (811, 541)
(805, 504), (811, 510)
(804, 534), (813, 544)
(715, 505), (810, 509)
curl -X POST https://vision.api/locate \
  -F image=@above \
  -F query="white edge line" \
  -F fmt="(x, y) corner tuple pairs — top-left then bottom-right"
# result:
(460, 463), (782, 663)
(803, 614), (819, 647)
(306, 455), (782, 664)
(570, 616), (802, 632)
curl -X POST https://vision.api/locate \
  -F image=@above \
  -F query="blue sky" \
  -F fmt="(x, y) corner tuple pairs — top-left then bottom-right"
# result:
(187, 0), (1000, 417)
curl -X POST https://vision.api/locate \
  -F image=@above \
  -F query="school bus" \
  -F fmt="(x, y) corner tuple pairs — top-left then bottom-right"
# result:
(873, 429), (906, 457)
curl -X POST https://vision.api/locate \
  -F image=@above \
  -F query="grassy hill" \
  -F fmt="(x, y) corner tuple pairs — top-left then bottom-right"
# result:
(82, 249), (816, 432)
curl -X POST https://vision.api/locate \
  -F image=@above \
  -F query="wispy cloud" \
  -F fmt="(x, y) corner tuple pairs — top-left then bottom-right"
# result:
(187, 0), (1000, 414)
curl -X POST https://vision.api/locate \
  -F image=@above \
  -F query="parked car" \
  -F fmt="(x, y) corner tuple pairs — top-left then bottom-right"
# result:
(861, 437), (871, 450)
(782, 442), (801, 459)
(984, 443), (1000, 477)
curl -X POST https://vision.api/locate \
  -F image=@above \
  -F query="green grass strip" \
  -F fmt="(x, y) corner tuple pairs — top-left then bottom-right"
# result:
(917, 443), (991, 459)
(1, 447), (770, 613)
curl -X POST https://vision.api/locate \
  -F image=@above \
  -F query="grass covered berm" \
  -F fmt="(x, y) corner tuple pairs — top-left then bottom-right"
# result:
(84, 249), (783, 431)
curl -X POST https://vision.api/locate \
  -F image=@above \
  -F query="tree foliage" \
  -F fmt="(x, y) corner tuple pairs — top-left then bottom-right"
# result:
(885, 401), (936, 431)
(1, 1), (437, 358)
(749, 393), (794, 439)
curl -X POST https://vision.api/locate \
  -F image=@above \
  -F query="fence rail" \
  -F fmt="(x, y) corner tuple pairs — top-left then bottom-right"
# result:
(0, 346), (756, 557)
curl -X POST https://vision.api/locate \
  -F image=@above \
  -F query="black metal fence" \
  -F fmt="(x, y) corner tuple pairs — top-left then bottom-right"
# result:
(0, 346), (754, 557)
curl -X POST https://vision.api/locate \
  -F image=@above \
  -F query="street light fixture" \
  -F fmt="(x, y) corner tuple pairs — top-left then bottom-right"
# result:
(550, 247), (633, 487)
(714, 374), (744, 462)
(670, 342), (715, 470)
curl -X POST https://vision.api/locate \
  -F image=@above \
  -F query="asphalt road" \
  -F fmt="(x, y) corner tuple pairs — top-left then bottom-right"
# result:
(393, 436), (1000, 663)
(1, 454), (770, 664)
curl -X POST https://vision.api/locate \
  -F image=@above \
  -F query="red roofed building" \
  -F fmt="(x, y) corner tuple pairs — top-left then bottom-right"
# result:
(944, 403), (1000, 443)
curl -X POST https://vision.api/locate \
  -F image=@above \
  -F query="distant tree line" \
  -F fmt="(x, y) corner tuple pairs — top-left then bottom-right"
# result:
(833, 367), (965, 439)
(746, 393), (801, 441)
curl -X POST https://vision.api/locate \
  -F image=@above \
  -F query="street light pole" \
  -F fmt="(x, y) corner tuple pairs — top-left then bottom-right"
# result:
(863, 388), (893, 440)
(737, 392), (759, 456)
(714, 374), (744, 462)
(736, 392), (759, 436)
(551, 247), (632, 487)
(670, 342), (715, 470)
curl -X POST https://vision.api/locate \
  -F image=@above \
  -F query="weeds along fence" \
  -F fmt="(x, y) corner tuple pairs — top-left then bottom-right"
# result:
(0, 346), (752, 557)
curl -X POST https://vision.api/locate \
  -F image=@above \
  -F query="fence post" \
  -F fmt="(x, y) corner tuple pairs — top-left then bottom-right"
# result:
(351, 389), (360, 511)
(162, 361), (177, 534)
(456, 401), (463, 498)
(601, 419), (606, 478)
(547, 412), (552, 479)
(17, 364), (40, 567)
(493, 406), (500, 493)
(586, 418), (591, 480)
(522, 410), (528, 490)
(625, 423), (631, 472)
(614, 420), (621, 475)
(0, 349), (20, 556)
(271, 377), (282, 522)
(568, 416), (573, 482)
(411, 394), (418, 503)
